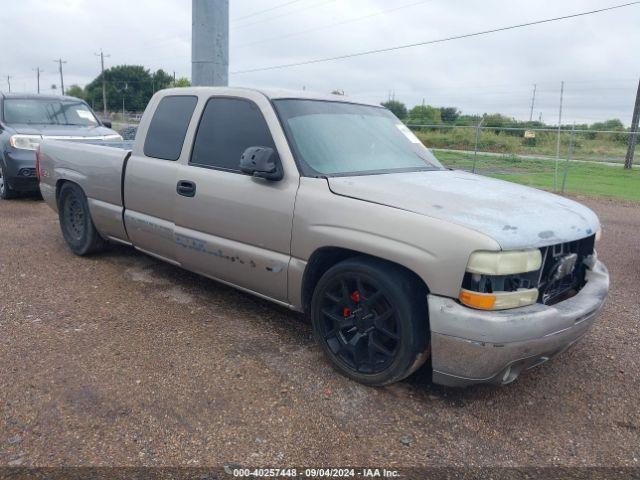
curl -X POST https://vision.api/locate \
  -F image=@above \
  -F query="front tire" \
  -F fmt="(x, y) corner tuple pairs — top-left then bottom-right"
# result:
(0, 165), (17, 199)
(57, 182), (107, 255)
(311, 257), (430, 386)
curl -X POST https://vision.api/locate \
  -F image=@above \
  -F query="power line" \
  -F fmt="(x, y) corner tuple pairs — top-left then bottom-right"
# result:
(231, 1), (640, 74)
(235, 0), (436, 49)
(232, 0), (307, 22)
(231, 0), (336, 30)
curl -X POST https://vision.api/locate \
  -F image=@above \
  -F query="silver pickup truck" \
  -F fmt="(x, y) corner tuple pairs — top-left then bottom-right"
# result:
(38, 87), (609, 387)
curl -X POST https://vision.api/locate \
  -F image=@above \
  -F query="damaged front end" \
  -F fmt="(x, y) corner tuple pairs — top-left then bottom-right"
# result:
(460, 234), (597, 309)
(428, 234), (608, 387)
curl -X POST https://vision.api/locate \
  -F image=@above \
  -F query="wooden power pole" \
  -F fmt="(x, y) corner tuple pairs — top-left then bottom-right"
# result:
(529, 84), (537, 122)
(34, 67), (42, 94)
(624, 78), (640, 169)
(53, 58), (67, 95)
(95, 50), (110, 118)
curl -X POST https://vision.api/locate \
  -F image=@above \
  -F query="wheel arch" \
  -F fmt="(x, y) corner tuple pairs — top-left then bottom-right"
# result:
(55, 178), (82, 205)
(300, 246), (430, 315)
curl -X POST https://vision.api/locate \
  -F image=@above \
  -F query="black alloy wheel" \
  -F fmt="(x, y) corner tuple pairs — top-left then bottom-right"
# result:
(318, 273), (401, 374)
(311, 257), (430, 386)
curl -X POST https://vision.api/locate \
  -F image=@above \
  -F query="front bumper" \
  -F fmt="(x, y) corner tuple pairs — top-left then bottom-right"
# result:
(3, 149), (39, 192)
(429, 261), (609, 387)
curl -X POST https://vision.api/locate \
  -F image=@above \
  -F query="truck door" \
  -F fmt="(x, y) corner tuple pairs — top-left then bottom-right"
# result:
(174, 95), (299, 303)
(124, 95), (198, 264)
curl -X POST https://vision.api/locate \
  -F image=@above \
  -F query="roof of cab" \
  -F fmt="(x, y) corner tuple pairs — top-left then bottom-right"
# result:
(156, 86), (381, 107)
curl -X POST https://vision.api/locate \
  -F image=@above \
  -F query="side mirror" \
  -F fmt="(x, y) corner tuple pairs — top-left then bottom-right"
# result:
(240, 146), (283, 181)
(102, 120), (112, 129)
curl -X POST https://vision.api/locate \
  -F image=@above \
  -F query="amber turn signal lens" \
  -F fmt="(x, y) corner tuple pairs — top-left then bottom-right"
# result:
(459, 290), (496, 310)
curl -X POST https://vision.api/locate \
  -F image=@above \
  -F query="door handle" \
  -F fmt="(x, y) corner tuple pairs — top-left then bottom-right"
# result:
(177, 180), (196, 197)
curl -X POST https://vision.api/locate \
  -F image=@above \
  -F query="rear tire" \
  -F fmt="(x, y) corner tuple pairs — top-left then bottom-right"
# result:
(0, 165), (17, 200)
(310, 257), (430, 386)
(57, 182), (107, 255)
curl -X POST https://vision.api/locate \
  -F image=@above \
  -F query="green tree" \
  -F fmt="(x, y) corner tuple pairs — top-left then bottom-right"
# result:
(482, 113), (512, 128)
(84, 65), (175, 112)
(408, 104), (442, 125)
(590, 119), (625, 131)
(152, 69), (174, 92)
(481, 113), (519, 134)
(439, 107), (460, 123)
(589, 118), (627, 142)
(455, 114), (482, 126)
(173, 77), (191, 88)
(381, 100), (407, 120)
(66, 85), (86, 100)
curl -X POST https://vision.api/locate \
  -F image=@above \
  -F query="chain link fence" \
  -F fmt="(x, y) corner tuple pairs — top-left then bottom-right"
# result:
(407, 124), (637, 199)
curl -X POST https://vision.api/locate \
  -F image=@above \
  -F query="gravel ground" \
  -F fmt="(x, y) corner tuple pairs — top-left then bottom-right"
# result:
(0, 195), (638, 469)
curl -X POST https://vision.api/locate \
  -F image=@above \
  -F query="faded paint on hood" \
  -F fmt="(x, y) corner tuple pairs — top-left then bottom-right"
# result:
(328, 170), (600, 250)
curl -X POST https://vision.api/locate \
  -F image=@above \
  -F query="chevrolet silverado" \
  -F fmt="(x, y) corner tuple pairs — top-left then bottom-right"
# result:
(37, 87), (609, 387)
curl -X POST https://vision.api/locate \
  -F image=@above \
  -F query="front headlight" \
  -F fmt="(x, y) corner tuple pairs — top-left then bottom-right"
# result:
(460, 249), (542, 310)
(459, 288), (539, 310)
(9, 134), (42, 151)
(466, 249), (542, 275)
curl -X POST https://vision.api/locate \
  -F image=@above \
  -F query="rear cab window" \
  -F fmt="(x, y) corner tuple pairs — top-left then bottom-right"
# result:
(144, 96), (198, 160)
(190, 97), (276, 172)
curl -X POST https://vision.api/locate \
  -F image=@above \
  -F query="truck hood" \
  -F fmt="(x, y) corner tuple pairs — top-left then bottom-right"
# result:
(328, 170), (600, 250)
(8, 124), (118, 138)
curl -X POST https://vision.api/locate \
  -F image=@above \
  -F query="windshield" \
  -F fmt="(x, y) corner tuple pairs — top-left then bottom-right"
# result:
(273, 99), (444, 177)
(3, 98), (99, 127)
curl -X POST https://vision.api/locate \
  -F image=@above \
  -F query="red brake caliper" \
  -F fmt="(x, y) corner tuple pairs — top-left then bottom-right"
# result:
(343, 291), (360, 318)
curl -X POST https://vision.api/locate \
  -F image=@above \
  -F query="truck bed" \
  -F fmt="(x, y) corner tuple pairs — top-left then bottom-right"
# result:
(38, 139), (132, 244)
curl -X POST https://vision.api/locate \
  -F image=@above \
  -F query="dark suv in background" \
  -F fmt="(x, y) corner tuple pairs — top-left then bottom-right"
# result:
(0, 93), (121, 199)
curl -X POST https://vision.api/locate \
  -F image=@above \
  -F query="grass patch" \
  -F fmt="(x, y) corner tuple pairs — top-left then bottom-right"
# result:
(434, 150), (640, 202)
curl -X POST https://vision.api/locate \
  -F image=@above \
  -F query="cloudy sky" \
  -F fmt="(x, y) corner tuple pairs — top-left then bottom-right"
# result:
(1, 0), (639, 124)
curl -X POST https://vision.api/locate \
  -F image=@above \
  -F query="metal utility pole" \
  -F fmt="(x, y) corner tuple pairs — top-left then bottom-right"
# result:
(34, 67), (42, 94)
(192, 0), (229, 86)
(624, 78), (640, 169)
(121, 82), (128, 121)
(95, 50), (110, 118)
(6, 76), (11, 92)
(472, 116), (485, 174)
(561, 124), (576, 194)
(529, 84), (537, 122)
(53, 58), (67, 95)
(554, 81), (565, 192)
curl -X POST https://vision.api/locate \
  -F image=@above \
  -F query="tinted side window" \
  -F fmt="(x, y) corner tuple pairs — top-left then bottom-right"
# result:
(144, 96), (198, 161)
(191, 98), (276, 171)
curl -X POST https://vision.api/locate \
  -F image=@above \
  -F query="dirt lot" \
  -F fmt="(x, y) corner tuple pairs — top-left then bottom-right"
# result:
(1, 196), (639, 469)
